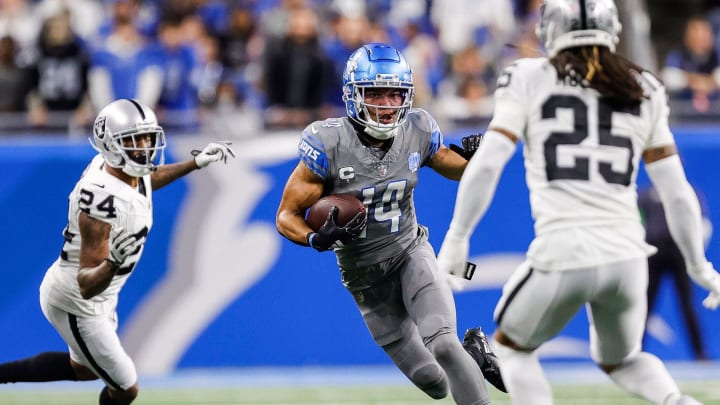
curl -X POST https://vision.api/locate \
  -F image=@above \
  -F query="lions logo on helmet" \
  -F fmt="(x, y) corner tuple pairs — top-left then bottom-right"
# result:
(341, 43), (415, 140)
(90, 98), (166, 178)
(536, 0), (622, 57)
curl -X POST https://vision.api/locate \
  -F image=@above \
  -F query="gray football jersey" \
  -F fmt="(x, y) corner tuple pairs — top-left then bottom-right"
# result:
(298, 109), (443, 270)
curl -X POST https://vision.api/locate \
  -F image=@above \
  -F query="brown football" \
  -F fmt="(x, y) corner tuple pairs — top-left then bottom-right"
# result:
(306, 194), (366, 231)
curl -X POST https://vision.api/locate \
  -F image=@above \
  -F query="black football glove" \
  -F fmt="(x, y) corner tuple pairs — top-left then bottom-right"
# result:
(449, 133), (483, 160)
(307, 206), (367, 252)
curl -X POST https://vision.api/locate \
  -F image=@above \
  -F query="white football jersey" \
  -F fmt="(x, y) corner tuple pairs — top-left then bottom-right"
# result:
(41, 154), (153, 316)
(489, 58), (673, 270)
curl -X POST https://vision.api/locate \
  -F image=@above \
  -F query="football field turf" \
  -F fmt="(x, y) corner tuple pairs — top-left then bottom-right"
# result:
(0, 383), (718, 405)
(0, 363), (718, 404)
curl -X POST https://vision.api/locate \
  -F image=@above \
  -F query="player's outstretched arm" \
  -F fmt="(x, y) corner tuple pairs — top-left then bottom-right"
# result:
(151, 141), (235, 190)
(644, 146), (720, 309)
(437, 129), (517, 289)
(449, 133), (483, 161)
(430, 133), (485, 180)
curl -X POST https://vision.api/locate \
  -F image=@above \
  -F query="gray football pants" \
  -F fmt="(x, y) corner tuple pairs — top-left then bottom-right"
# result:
(349, 240), (490, 404)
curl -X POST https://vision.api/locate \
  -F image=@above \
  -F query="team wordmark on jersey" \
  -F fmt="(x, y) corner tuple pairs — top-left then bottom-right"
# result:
(298, 139), (320, 161)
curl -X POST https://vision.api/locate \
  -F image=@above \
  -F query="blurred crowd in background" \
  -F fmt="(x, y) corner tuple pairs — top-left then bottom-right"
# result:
(0, 0), (719, 138)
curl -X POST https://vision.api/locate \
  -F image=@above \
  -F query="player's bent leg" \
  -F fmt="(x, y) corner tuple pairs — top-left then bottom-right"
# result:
(382, 334), (448, 399)
(590, 259), (699, 404)
(600, 352), (696, 405)
(493, 329), (552, 405)
(401, 249), (490, 405)
(425, 330), (491, 405)
(0, 352), (85, 383)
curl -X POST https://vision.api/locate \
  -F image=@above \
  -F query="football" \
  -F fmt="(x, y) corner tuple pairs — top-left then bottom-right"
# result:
(306, 194), (366, 231)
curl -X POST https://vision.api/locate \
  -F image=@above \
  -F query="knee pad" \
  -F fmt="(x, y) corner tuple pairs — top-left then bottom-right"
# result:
(411, 363), (448, 400)
(600, 351), (654, 374)
(424, 330), (457, 361)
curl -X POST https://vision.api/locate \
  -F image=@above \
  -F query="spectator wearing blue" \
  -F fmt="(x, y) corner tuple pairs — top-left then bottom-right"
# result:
(661, 16), (720, 113)
(320, 13), (371, 114)
(194, 0), (230, 37)
(87, 0), (163, 113)
(154, 17), (200, 130)
(96, 0), (159, 40)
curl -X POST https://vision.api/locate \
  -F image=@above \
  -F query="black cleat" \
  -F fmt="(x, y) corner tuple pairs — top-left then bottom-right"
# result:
(463, 326), (507, 393)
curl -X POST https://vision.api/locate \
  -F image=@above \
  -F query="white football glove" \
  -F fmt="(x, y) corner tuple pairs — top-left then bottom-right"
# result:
(108, 227), (145, 266)
(687, 261), (720, 310)
(193, 141), (236, 168)
(437, 230), (471, 291)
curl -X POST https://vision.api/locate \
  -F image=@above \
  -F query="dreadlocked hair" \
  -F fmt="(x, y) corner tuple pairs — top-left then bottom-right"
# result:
(550, 46), (647, 106)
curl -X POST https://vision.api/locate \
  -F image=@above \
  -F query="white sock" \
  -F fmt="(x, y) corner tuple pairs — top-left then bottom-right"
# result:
(492, 337), (552, 405)
(606, 352), (681, 404)
(663, 393), (703, 405)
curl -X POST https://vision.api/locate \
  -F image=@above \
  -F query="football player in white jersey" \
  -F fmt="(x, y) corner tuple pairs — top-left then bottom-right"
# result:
(276, 43), (503, 404)
(437, 0), (720, 404)
(0, 98), (234, 405)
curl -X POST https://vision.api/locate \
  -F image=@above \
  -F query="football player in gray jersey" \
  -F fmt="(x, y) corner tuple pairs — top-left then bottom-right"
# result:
(0, 98), (234, 405)
(438, 0), (720, 404)
(277, 43), (503, 404)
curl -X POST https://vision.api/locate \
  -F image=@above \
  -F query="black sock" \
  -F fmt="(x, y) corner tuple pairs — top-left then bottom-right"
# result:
(99, 386), (122, 405)
(0, 352), (78, 383)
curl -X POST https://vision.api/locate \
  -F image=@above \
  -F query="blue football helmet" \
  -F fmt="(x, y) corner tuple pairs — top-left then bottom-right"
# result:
(536, 0), (622, 57)
(342, 43), (414, 140)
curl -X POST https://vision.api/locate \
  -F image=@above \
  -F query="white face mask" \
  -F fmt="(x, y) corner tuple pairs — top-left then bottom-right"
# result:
(363, 116), (399, 140)
(122, 161), (152, 177)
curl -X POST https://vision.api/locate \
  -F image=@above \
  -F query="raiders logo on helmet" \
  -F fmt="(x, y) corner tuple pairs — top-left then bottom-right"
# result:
(94, 115), (107, 140)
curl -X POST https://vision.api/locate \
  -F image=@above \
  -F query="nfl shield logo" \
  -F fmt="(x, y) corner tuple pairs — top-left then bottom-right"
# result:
(378, 163), (388, 177)
(408, 152), (420, 173)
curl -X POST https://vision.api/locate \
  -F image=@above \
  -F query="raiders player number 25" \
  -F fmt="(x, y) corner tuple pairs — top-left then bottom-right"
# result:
(438, 0), (720, 404)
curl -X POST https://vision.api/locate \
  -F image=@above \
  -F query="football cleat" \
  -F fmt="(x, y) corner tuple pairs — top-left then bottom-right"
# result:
(463, 326), (507, 393)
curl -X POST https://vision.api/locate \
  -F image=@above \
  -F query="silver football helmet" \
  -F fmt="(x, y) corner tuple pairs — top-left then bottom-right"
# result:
(536, 0), (622, 57)
(91, 98), (166, 177)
